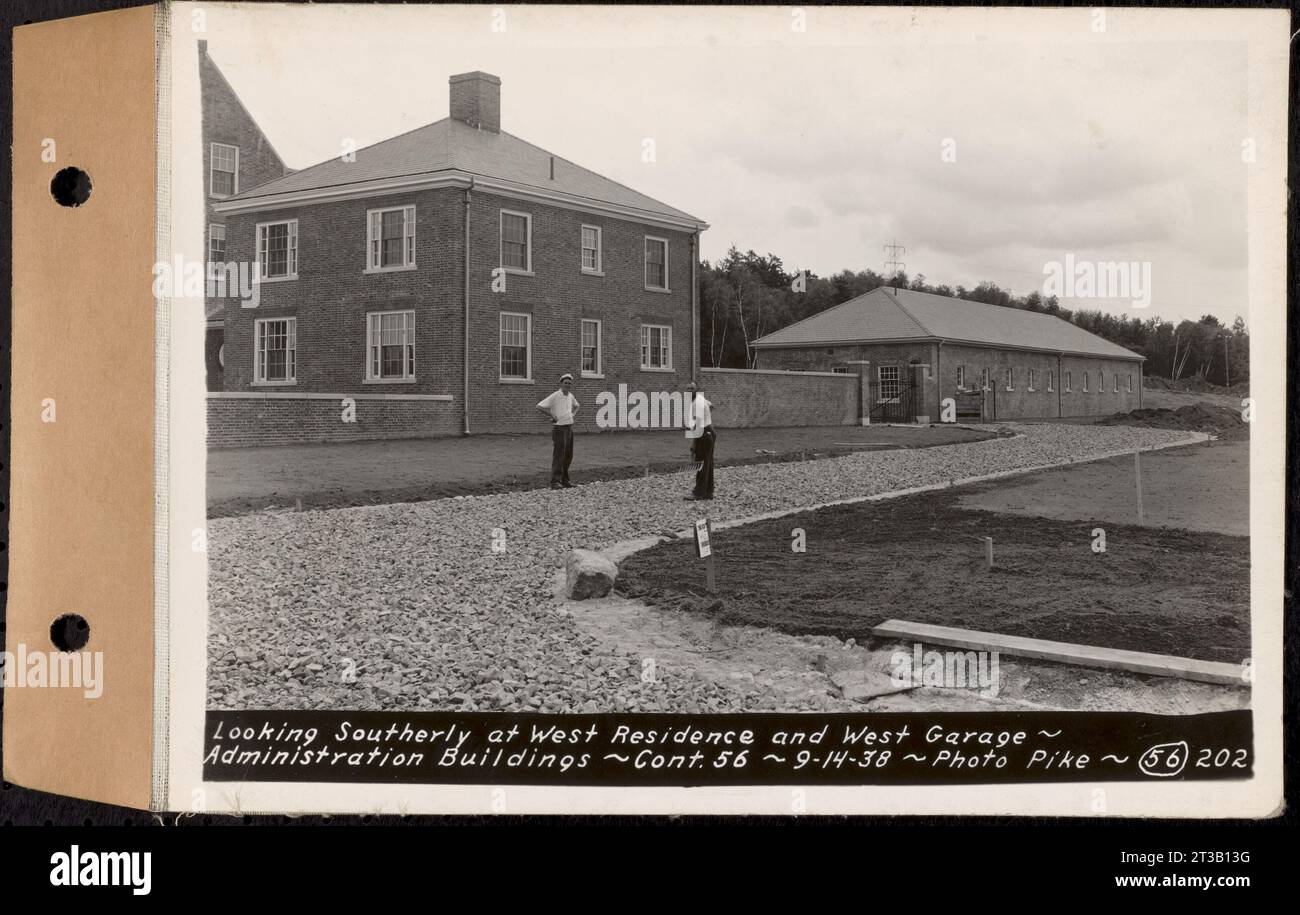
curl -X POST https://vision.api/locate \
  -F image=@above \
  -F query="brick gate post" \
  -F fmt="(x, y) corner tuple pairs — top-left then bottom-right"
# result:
(846, 360), (871, 425)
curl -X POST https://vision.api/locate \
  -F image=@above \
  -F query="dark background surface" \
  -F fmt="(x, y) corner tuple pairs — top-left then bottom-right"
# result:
(0, 0), (1294, 864)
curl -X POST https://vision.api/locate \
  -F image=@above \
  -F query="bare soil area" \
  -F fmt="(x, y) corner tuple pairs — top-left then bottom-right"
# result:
(617, 485), (1250, 664)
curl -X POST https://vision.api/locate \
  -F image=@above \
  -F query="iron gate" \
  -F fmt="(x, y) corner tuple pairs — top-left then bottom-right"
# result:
(868, 371), (918, 423)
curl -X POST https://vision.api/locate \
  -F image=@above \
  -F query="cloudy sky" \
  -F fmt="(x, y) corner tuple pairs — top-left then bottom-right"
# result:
(190, 4), (1278, 327)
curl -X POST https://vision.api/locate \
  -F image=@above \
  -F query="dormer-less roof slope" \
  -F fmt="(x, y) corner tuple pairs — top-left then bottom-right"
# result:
(753, 287), (1144, 361)
(215, 117), (708, 232)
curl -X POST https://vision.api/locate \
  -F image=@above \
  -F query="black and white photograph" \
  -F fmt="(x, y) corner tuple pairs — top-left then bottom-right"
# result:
(7, 1), (1285, 825)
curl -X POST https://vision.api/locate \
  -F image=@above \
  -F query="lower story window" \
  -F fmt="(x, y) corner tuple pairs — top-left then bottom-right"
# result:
(500, 312), (531, 380)
(1004, 367), (1014, 391)
(1047, 370), (1054, 392)
(832, 366), (850, 374)
(640, 324), (672, 370)
(255, 317), (296, 383)
(367, 310), (415, 380)
(879, 365), (901, 401)
(581, 319), (602, 375)
(1128, 373), (1133, 392)
(1028, 368), (1036, 391)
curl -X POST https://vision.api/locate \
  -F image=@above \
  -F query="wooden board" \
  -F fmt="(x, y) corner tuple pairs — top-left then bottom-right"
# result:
(871, 619), (1245, 687)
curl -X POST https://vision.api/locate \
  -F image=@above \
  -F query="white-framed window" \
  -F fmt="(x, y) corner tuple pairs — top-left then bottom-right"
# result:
(366, 310), (415, 381)
(500, 210), (532, 273)
(1004, 368), (1014, 391)
(1127, 373), (1133, 392)
(981, 367), (991, 391)
(257, 219), (298, 280)
(1114, 374), (1120, 393)
(1047, 370), (1054, 392)
(500, 312), (532, 380)
(1083, 371), (1090, 392)
(956, 365), (966, 389)
(879, 365), (901, 401)
(644, 236), (669, 290)
(581, 225), (602, 274)
(1027, 368), (1036, 391)
(208, 224), (226, 264)
(581, 319), (602, 376)
(1065, 371), (1072, 392)
(210, 143), (238, 197)
(367, 206), (416, 271)
(254, 317), (296, 384)
(1097, 370), (1104, 392)
(640, 324), (672, 370)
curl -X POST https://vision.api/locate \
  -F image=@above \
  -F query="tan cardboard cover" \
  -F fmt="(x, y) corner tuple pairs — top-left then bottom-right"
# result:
(6, 4), (158, 810)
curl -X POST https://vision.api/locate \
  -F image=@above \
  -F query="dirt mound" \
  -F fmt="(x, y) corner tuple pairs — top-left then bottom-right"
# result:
(1100, 403), (1249, 440)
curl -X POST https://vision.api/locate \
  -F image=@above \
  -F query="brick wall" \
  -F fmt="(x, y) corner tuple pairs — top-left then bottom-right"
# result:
(758, 341), (1142, 421)
(201, 40), (289, 390)
(207, 393), (457, 448)
(700, 367), (856, 427)
(222, 186), (698, 436)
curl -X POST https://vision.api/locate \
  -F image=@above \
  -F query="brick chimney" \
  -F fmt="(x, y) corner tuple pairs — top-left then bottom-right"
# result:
(449, 71), (501, 133)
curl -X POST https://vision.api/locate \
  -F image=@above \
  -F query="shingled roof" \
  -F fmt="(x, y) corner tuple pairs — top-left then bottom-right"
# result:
(217, 117), (707, 230)
(753, 287), (1143, 361)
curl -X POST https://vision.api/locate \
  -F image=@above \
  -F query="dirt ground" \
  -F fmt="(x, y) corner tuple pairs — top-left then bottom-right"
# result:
(616, 481), (1250, 664)
(957, 440), (1249, 536)
(206, 423), (991, 517)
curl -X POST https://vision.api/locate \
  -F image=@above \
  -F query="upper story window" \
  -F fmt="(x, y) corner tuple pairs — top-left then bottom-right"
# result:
(645, 236), (669, 290)
(210, 143), (238, 198)
(367, 310), (415, 381)
(501, 210), (532, 273)
(254, 317), (296, 384)
(581, 225), (602, 274)
(257, 219), (298, 280)
(208, 224), (226, 264)
(367, 206), (416, 272)
(640, 324), (672, 371)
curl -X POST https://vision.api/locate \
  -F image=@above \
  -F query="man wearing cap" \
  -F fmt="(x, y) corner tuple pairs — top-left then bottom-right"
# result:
(683, 381), (715, 501)
(537, 373), (579, 489)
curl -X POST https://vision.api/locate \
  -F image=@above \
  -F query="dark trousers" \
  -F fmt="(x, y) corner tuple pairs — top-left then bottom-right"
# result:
(691, 427), (715, 498)
(551, 424), (574, 483)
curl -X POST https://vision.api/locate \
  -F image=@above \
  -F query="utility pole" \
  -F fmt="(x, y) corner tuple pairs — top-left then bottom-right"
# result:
(883, 240), (906, 289)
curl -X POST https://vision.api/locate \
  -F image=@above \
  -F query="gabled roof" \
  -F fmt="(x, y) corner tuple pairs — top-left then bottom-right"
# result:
(753, 287), (1143, 361)
(216, 117), (707, 231)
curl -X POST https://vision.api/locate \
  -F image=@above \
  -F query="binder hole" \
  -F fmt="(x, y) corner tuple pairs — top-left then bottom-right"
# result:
(49, 613), (90, 651)
(50, 167), (92, 208)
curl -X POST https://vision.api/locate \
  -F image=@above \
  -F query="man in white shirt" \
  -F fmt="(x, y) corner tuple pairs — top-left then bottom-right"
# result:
(537, 373), (579, 489)
(683, 381), (715, 501)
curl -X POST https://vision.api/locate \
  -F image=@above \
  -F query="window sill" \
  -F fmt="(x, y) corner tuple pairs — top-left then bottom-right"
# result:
(503, 268), (535, 277)
(581, 269), (605, 277)
(499, 377), (535, 385)
(640, 366), (676, 373)
(363, 377), (417, 384)
(363, 264), (417, 275)
(252, 380), (298, 387)
(258, 274), (298, 284)
(581, 372), (605, 379)
(644, 285), (672, 294)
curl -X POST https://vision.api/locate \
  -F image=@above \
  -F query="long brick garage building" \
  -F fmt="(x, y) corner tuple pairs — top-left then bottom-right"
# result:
(209, 70), (707, 446)
(752, 287), (1144, 422)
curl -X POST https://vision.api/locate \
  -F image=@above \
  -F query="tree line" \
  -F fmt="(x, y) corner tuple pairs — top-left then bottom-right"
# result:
(699, 246), (1249, 387)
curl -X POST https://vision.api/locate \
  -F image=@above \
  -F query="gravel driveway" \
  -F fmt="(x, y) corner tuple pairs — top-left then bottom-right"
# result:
(207, 423), (1200, 713)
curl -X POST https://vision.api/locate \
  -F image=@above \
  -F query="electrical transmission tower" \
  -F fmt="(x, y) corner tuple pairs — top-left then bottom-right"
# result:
(883, 240), (906, 287)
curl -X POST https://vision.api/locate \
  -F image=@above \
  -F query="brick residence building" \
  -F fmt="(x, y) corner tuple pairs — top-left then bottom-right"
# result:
(752, 287), (1144, 422)
(209, 70), (708, 445)
(199, 40), (291, 391)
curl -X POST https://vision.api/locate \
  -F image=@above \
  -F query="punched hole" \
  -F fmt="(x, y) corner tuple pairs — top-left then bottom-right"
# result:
(49, 613), (90, 652)
(50, 167), (92, 208)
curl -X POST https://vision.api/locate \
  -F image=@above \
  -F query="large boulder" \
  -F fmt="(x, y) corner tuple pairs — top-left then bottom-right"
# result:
(565, 549), (618, 600)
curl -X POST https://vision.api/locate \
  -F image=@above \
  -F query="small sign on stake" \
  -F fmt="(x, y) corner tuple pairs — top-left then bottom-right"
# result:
(694, 518), (716, 591)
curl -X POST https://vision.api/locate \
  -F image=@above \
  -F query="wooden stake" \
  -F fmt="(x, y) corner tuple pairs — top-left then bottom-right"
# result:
(1134, 451), (1144, 525)
(983, 536), (994, 570)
